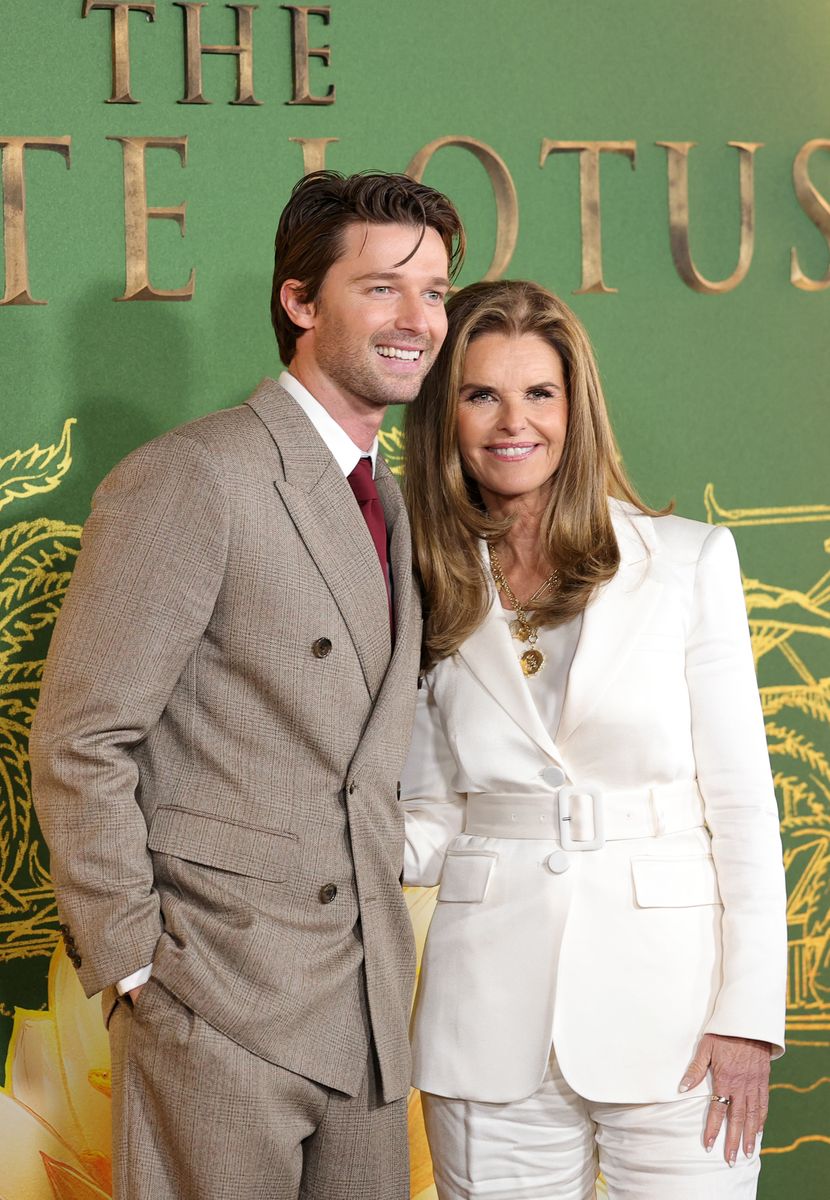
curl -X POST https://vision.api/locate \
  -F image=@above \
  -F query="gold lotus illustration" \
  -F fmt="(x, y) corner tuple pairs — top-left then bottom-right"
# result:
(378, 426), (406, 477)
(705, 485), (830, 1034)
(1, 419), (81, 966)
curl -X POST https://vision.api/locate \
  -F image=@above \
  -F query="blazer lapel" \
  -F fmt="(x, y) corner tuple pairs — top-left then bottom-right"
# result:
(247, 380), (391, 699)
(556, 504), (662, 745)
(457, 548), (566, 768)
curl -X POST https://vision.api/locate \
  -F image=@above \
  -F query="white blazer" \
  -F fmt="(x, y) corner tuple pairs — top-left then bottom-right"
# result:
(401, 501), (787, 1105)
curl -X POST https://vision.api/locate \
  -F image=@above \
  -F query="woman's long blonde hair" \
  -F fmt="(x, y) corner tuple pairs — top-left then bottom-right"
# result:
(404, 280), (667, 670)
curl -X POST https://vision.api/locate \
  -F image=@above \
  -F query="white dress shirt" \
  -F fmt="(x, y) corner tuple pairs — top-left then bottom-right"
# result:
(116, 371), (379, 996)
(279, 370), (379, 477)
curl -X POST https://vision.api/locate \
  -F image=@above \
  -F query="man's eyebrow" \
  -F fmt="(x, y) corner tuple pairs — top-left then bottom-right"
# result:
(350, 269), (451, 288)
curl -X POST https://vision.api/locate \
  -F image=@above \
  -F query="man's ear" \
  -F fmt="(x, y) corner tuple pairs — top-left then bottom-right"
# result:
(280, 280), (316, 331)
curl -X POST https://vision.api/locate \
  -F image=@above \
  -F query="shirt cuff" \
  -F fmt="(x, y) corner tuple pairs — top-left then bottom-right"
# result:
(116, 963), (153, 995)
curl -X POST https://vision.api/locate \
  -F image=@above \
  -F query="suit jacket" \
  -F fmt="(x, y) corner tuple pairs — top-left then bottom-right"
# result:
(401, 500), (787, 1104)
(30, 379), (422, 1102)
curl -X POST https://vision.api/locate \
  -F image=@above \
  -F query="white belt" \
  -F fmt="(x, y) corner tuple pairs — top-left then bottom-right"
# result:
(464, 781), (705, 849)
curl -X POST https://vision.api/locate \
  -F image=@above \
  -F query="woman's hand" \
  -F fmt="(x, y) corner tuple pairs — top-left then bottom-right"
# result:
(680, 1033), (772, 1163)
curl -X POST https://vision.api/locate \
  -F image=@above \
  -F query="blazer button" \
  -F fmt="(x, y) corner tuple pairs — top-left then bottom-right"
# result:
(545, 850), (570, 875)
(319, 883), (338, 904)
(69, 950), (82, 967)
(541, 765), (565, 787)
(312, 637), (332, 658)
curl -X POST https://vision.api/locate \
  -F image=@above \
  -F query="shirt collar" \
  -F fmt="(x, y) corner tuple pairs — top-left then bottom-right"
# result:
(279, 371), (378, 478)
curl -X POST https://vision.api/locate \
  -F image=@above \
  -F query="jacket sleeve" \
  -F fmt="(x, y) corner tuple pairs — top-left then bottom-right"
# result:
(29, 432), (229, 997)
(400, 674), (466, 887)
(685, 524), (787, 1056)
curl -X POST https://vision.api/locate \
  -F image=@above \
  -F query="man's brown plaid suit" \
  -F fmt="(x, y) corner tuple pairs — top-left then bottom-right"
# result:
(30, 379), (422, 1198)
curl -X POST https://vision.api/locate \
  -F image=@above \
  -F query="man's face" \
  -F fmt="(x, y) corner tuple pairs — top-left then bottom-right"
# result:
(299, 221), (451, 408)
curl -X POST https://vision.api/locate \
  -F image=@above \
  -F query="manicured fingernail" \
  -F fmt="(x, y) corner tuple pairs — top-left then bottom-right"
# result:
(679, 1081), (691, 1092)
(705, 1140), (714, 1153)
(728, 1153), (737, 1167)
(746, 1142), (755, 1157)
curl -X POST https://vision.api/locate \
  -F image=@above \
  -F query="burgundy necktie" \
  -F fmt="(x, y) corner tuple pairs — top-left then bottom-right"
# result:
(347, 457), (393, 630)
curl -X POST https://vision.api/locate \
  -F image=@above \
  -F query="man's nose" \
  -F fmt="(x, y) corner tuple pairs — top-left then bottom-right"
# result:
(394, 294), (430, 334)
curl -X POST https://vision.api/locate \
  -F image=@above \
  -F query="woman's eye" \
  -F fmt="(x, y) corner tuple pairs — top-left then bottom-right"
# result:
(528, 389), (555, 401)
(465, 390), (495, 404)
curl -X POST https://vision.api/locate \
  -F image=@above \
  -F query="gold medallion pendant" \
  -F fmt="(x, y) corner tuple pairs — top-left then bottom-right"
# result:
(488, 543), (558, 681)
(510, 618), (532, 642)
(520, 648), (545, 677)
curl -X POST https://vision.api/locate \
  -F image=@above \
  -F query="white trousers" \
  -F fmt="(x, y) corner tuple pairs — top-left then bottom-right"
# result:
(421, 1049), (761, 1200)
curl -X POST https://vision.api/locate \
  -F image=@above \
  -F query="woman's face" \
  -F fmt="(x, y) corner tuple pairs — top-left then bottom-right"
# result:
(456, 331), (569, 511)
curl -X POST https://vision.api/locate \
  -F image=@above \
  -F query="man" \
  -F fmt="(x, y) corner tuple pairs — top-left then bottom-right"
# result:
(29, 170), (464, 1200)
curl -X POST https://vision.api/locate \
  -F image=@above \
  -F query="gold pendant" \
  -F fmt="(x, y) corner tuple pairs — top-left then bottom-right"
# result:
(510, 618), (531, 642)
(520, 648), (545, 677)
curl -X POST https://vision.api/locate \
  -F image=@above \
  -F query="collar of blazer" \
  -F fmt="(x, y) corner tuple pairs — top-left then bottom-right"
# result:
(246, 377), (412, 701)
(457, 500), (663, 765)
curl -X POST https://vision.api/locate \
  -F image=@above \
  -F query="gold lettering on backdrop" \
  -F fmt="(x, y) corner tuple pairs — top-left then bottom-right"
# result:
(0, 137), (72, 307)
(175, 2), (261, 105)
(406, 137), (518, 280)
(82, 1), (157, 104)
(108, 135), (195, 300)
(282, 6), (335, 106)
(289, 136), (339, 174)
(656, 140), (763, 294)
(539, 140), (636, 295)
(790, 139), (830, 292)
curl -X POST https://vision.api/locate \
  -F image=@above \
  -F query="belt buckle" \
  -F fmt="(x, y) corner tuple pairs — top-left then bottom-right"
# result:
(557, 785), (605, 851)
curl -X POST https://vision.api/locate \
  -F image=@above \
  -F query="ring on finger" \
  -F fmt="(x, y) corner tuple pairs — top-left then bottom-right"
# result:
(711, 1094), (731, 1105)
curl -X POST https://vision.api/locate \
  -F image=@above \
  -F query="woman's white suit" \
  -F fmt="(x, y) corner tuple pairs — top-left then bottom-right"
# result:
(401, 501), (787, 1106)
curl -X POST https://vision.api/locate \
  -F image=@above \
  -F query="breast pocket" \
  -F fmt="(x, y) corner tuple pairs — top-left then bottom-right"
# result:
(437, 851), (498, 903)
(631, 854), (722, 908)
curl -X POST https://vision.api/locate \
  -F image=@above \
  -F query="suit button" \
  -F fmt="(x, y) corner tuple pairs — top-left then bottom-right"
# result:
(319, 883), (338, 904)
(59, 923), (69, 934)
(69, 950), (82, 967)
(541, 765), (565, 787)
(545, 850), (570, 875)
(396, 781), (401, 801)
(312, 637), (332, 658)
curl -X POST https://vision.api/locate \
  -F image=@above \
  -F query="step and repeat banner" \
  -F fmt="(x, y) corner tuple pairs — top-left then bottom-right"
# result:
(2, 2), (829, 1196)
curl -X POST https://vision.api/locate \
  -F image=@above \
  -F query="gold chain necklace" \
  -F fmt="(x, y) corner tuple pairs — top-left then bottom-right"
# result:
(487, 544), (558, 677)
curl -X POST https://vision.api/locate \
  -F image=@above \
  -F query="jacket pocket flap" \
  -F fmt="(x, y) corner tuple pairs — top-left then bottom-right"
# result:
(147, 806), (298, 883)
(438, 851), (497, 903)
(632, 854), (721, 908)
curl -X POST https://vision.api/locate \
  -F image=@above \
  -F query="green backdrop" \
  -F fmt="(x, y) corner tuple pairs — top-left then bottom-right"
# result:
(2, 2), (828, 1196)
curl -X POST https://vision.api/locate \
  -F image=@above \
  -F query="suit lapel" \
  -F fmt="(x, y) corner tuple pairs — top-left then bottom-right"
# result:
(247, 380), (391, 699)
(556, 504), (662, 745)
(457, 551), (565, 768)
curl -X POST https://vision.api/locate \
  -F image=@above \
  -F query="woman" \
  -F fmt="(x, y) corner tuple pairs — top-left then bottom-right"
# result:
(401, 280), (787, 1199)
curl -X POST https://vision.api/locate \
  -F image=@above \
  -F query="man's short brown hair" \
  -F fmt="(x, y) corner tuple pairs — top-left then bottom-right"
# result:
(271, 170), (465, 364)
